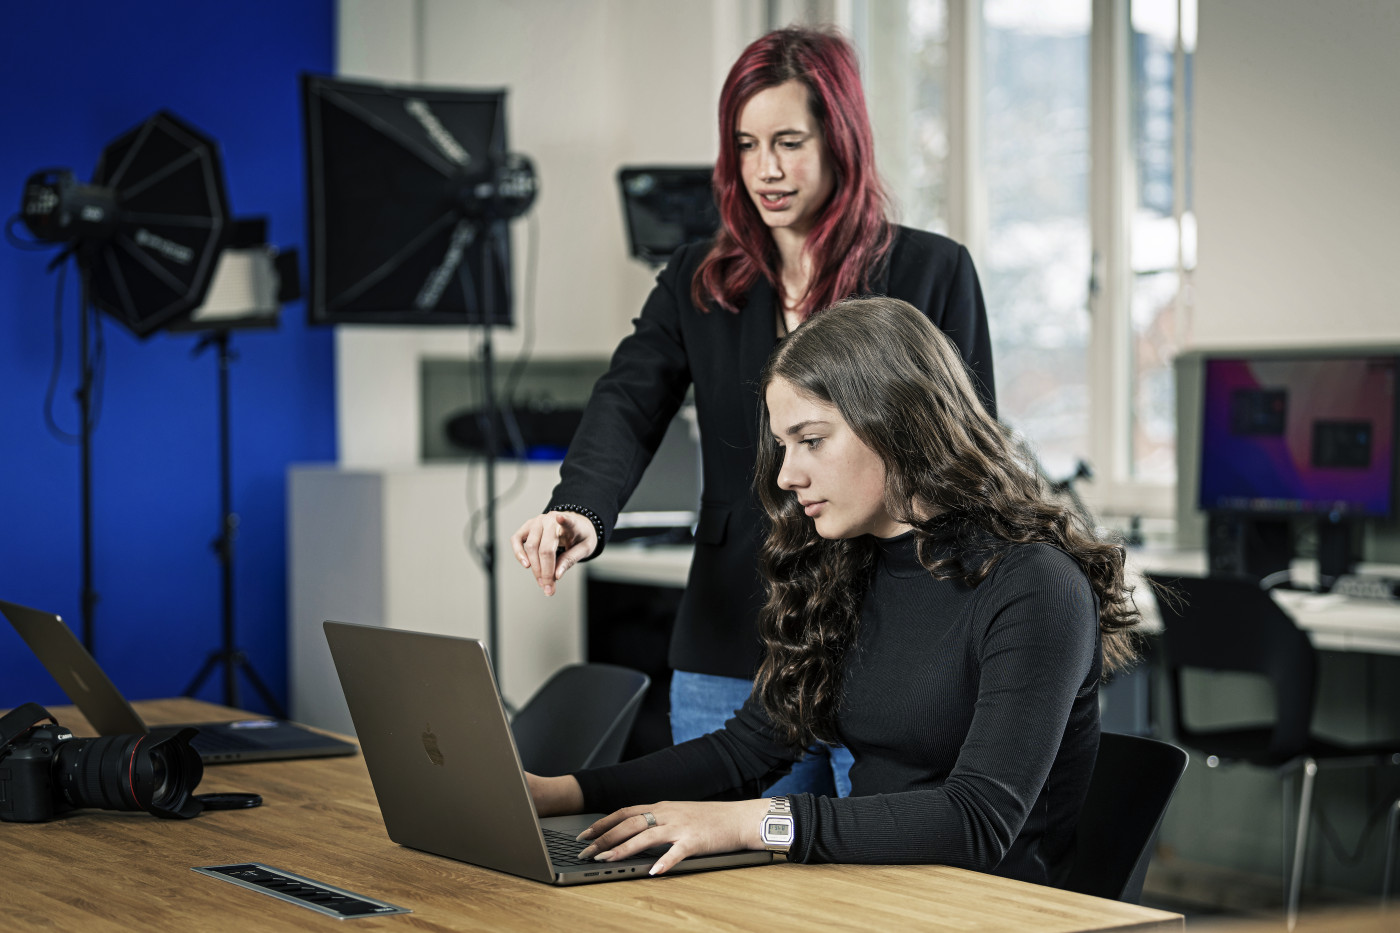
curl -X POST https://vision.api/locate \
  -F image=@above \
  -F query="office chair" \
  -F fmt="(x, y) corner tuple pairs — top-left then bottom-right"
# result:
(1146, 573), (1400, 928)
(1065, 731), (1189, 903)
(510, 663), (650, 775)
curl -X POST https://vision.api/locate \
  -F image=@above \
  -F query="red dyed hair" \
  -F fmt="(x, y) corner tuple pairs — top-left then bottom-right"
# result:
(692, 26), (893, 319)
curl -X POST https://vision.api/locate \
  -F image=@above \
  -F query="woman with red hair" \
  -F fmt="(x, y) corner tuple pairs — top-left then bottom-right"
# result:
(512, 26), (995, 798)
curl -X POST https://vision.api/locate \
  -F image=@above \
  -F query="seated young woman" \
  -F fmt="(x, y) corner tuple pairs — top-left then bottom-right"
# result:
(527, 296), (1139, 886)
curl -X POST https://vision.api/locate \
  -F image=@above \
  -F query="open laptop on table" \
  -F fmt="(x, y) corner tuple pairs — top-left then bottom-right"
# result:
(1, 598), (356, 764)
(322, 620), (772, 885)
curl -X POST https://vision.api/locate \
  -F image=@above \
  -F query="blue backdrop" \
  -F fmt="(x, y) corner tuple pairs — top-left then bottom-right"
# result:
(0, 1), (337, 714)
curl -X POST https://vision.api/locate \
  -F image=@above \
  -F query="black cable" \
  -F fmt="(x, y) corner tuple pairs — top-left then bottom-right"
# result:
(42, 256), (107, 446)
(42, 257), (82, 444)
(89, 298), (107, 431)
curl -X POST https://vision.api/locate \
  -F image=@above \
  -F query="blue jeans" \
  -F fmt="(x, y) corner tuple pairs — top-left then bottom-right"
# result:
(670, 670), (853, 797)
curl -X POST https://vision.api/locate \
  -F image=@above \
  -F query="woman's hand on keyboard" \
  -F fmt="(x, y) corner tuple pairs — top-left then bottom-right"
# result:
(575, 799), (769, 876)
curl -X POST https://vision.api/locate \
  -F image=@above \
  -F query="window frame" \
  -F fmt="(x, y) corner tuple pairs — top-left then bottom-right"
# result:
(852, 0), (1192, 521)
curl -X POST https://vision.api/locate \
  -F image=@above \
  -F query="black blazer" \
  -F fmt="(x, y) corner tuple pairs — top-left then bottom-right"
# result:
(549, 225), (996, 679)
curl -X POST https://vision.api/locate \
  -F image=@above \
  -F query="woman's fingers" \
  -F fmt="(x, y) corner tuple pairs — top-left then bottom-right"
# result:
(646, 843), (689, 876)
(510, 516), (552, 588)
(576, 808), (652, 851)
(535, 516), (561, 593)
(575, 802), (749, 874)
(511, 512), (598, 596)
(511, 515), (562, 592)
(509, 519), (535, 567)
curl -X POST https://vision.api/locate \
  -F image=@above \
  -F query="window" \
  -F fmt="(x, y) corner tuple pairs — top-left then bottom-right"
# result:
(1128, 0), (1195, 485)
(980, 0), (1092, 480)
(856, 0), (1195, 518)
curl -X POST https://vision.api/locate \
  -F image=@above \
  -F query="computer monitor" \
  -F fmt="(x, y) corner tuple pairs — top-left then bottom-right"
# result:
(1198, 353), (1399, 582)
(617, 167), (718, 268)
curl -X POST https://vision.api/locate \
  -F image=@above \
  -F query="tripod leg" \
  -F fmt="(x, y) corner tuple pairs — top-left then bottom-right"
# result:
(236, 654), (288, 719)
(183, 650), (224, 699)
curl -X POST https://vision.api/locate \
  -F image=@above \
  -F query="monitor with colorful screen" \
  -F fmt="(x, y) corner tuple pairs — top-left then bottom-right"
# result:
(1198, 354), (1398, 519)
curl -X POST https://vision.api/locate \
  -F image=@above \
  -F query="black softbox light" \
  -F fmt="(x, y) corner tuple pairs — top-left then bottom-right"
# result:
(302, 74), (526, 326)
(21, 110), (230, 337)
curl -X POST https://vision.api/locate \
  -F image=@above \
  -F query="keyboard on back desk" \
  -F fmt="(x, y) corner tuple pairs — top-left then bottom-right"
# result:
(1331, 575), (1400, 601)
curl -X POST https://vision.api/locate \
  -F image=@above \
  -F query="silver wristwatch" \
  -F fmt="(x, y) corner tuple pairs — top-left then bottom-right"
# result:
(760, 796), (794, 853)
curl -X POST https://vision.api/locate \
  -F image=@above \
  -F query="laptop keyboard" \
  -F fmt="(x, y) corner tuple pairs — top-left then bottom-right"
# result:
(543, 828), (593, 867)
(188, 730), (262, 753)
(543, 827), (668, 870)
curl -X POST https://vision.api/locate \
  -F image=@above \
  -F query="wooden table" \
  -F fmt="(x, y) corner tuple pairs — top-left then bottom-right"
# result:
(4, 699), (1183, 932)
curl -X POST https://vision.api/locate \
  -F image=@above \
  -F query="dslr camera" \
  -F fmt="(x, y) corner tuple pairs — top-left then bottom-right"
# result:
(0, 702), (204, 822)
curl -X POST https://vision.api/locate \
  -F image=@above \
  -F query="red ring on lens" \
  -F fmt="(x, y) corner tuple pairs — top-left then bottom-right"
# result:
(126, 735), (148, 804)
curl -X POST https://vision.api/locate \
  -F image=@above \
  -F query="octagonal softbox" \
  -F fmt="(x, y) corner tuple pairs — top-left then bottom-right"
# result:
(301, 73), (513, 326)
(87, 110), (231, 337)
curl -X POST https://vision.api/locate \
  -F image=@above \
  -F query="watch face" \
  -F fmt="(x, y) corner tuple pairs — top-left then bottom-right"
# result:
(761, 815), (793, 845)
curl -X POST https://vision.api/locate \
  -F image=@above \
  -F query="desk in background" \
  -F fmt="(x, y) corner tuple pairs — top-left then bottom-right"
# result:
(589, 544), (1400, 656)
(6, 699), (1182, 932)
(586, 544), (1400, 744)
(1124, 548), (1400, 655)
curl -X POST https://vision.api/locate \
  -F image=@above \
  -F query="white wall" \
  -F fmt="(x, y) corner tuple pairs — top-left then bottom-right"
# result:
(335, 0), (763, 467)
(1192, 0), (1400, 350)
(333, 1), (1400, 461)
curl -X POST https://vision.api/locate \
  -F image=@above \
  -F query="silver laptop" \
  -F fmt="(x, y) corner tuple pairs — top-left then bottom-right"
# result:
(322, 620), (772, 885)
(1, 599), (356, 764)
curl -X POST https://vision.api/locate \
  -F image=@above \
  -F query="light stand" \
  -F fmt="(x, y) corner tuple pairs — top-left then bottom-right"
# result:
(179, 329), (284, 714)
(44, 244), (118, 654)
(176, 230), (295, 715)
(76, 260), (98, 653)
(299, 75), (537, 683)
(476, 242), (502, 679)
(17, 111), (232, 660)
(449, 222), (510, 682)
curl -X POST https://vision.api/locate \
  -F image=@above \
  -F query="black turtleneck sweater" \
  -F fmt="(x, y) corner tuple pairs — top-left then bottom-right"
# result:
(573, 533), (1102, 886)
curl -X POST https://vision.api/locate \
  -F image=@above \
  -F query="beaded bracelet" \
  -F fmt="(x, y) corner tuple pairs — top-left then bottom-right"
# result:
(547, 503), (605, 554)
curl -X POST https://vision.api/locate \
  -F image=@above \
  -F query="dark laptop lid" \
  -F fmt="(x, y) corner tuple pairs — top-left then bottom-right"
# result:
(0, 599), (149, 735)
(321, 621), (771, 885)
(323, 620), (556, 882)
(2, 598), (357, 764)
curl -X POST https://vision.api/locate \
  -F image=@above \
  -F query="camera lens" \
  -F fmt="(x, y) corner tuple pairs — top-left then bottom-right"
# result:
(53, 727), (204, 819)
(151, 755), (170, 798)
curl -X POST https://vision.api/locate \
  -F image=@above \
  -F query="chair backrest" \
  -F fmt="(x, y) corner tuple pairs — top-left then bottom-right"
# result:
(1065, 731), (1189, 903)
(1145, 573), (1316, 760)
(510, 663), (650, 776)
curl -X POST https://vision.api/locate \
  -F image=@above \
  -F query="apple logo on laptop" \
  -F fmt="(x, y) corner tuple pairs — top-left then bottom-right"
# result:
(421, 724), (445, 766)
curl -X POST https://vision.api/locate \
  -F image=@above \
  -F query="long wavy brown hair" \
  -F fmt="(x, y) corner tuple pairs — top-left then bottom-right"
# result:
(753, 296), (1140, 749)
